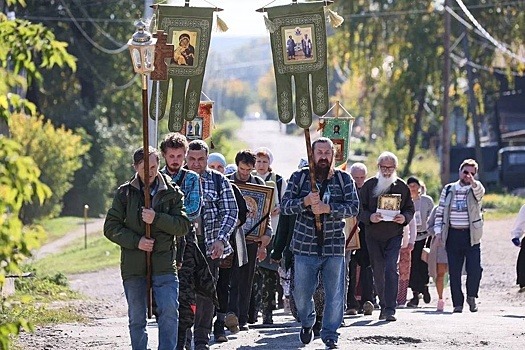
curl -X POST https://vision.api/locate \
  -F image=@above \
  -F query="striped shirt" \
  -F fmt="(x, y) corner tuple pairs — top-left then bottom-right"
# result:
(281, 168), (360, 257)
(200, 169), (239, 258)
(434, 181), (484, 235)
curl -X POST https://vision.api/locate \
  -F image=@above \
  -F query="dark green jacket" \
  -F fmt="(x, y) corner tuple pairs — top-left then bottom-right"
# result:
(104, 172), (190, 280)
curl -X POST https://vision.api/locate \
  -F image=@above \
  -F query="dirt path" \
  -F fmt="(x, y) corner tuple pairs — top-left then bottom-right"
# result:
(16, 217), (525, 349)
(15, 121), (525, 349)
(32, 218), (105, 260)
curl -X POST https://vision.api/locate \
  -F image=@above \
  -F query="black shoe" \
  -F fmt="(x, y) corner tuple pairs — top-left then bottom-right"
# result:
(312, 317), (322, 337)
(262, 312), (273, 325)
(385, 314), (397, 322)
(325, 339), (338, 349)
(239, 323), (249, 331)
(466, 297), (478, 312)
(406, 296), (419, 308)
(299, 327), (314, 344)
(379, 310), (386, 320)
(213, 321), (228, 343)
(423, 288), (431, 304)
(453, 306), (463, 313)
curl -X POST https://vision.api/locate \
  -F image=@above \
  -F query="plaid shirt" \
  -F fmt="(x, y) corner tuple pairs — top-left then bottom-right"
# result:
(161, 166), (202, 222)
(200, 168), (239, 258)
(282, 168), (360, 257)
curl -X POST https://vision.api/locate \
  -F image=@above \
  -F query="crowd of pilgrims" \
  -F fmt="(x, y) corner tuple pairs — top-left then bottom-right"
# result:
(104, 132), (495, 350)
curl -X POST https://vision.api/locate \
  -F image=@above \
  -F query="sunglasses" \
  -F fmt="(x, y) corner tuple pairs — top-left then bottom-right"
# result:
(462, 170), (476, 176)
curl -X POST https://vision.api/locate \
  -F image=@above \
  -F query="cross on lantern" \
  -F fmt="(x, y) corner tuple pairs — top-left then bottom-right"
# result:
(150, 30), (174, 81)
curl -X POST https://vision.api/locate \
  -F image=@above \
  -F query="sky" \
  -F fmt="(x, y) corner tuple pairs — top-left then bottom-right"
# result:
(161, 0), (298, 37)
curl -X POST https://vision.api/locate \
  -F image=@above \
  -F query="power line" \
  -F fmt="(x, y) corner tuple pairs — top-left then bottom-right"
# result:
(72, 0), (126, 47)
(73, 35), (138, 91)
(19, 16), (134, 23)
(450, 51), (524, 77)
(58, 0), (128, 55)
(454, 0), (525, 63)
(341, 0), (525, 19)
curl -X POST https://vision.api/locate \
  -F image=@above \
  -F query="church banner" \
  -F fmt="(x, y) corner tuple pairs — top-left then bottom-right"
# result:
(150, 5), (214, 132)
(266, 2), (329, 129)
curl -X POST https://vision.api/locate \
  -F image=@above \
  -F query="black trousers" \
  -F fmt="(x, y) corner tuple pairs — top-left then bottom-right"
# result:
(228, 242), (258, 325)
(409, 239), (430, 292)
(517, 237), (525, 288)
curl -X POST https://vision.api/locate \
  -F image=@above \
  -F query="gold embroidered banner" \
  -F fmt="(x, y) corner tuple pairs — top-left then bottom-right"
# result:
(266, 2), (329, 129)
(150, 5), (214, 132)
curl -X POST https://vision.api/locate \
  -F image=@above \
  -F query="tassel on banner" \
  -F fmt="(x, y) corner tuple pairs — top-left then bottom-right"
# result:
(264, 15), (278, 33)
(148, 13), (157, 33)
(324, 7), (344, 28)
(216, 14), (229, 32)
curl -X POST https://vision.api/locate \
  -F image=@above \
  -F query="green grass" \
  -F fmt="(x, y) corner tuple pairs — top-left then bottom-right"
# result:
(37, 216), (87, 243)
(1, 273), (86, 348)
(32, 234), (121, 275)
(482, 193), (523, 220)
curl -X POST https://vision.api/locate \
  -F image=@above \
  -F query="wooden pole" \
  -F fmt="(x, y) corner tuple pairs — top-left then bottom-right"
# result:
(141, 74), (153, 319)
(441, 0), (451, 185)
(304, 128), (322, 232)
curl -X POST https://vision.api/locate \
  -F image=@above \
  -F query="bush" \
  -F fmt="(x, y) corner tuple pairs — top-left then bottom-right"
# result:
(9, 114), (90, 223)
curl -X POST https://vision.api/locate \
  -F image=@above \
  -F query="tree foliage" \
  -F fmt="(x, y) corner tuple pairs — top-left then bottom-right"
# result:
(1, 1), (77, 346)
(9, 113), (90, 223)
(329, 0), (525, 175)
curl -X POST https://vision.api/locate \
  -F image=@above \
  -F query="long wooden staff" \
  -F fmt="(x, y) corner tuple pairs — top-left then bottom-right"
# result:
(145, 30), (173, 319)
(141, 74), (153, 319)
(304, 128), (322, 233)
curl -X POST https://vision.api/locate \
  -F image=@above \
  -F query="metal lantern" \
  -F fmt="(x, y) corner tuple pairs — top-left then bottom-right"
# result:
(128, 20), (157, 77)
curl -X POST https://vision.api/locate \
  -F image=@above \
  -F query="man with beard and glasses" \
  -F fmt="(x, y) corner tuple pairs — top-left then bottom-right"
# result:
(359, 152), (414, 322)
(282, 137), (359, 349)
(434, 158), (485, 313)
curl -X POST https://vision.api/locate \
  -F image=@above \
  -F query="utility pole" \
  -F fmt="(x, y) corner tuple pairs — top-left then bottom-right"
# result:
(462, 32), (484, 180)
(441, 0), (451, 186)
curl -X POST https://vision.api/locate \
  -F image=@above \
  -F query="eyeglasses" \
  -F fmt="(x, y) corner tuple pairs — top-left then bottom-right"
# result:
(462, 170), (476, 176)
(379, 165), (396, 171)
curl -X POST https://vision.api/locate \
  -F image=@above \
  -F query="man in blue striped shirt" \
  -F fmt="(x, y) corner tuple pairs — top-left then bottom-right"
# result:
(282, 137), (359, 349)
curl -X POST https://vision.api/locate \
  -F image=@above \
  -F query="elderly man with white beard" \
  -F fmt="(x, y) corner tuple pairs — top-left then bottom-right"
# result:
(358, 151), (414, 322)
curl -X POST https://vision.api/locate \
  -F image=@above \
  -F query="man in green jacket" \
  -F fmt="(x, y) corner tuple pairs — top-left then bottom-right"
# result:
(104, 146), (190, 350)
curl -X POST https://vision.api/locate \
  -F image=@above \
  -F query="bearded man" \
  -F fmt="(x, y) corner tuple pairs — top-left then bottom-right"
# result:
(358, 151), (415, 322)
(282, 137), (359, 349)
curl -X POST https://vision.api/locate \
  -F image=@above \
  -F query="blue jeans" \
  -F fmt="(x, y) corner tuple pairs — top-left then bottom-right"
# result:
(293, 254), (344, 343)
(366, 234), (402, 316)
(446, 228), (483, 307)
(123, 274), (179, 350)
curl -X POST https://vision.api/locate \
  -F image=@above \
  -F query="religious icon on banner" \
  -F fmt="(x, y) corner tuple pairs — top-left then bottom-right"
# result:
(180, 101), (213, 141)
(265, 2), (329, 129)
(319, 116), (352, 166)
(149, 5), (215, 132)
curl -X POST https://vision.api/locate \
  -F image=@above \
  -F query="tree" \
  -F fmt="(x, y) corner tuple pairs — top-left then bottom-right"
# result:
(16, 1), (147, 215)
(1, 1), (76, 346)
(329, 0), (525, 175)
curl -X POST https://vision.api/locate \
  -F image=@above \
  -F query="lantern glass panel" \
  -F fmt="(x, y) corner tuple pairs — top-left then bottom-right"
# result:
(132, 48), (142, 71)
